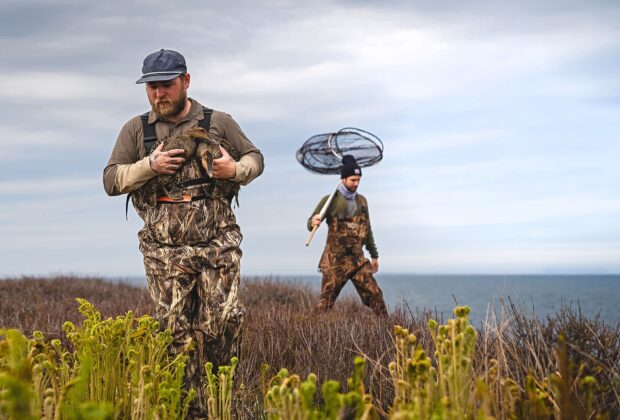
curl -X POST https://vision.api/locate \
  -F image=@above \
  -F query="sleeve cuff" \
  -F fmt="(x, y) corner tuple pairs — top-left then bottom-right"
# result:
(233, 156), (261, 185)
(233, 161), (245, 183)
(139, 156), (157, 176)
(114, 157), (157, 193)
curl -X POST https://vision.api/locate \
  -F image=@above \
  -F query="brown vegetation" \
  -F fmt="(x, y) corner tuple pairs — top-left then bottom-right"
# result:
(0, 275), (154, 337)
(1, 275), (618, 417)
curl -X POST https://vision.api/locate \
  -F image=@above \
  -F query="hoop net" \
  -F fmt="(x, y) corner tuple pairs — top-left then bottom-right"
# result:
(296, 127), (383, 174)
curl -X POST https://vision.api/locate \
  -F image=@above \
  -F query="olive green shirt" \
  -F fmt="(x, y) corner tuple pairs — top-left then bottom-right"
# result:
(307, 192), (379, 259)
(103, 99), (264, 196)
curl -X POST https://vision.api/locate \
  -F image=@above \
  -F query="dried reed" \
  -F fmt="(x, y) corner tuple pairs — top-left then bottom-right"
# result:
(1, 275), (618, 418)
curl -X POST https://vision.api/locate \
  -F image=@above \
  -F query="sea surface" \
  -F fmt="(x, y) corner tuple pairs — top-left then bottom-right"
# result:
(116, 273), (620, 326)
(377, 274), (620, 326)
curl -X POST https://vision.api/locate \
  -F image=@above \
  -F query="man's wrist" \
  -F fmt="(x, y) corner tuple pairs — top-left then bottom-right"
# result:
(142, 156), (158, 176)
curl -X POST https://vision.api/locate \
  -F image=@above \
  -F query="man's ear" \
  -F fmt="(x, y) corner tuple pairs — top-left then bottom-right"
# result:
(182, 73), (190, 89)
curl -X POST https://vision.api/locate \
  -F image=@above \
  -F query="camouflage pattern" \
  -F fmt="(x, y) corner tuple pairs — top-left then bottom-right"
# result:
(149, 126), (211, 201)
(131, 132), (244, 416)
(206, 136), (241, 206)
(137, 128), (241, 208)
(317, 201), (387, 316)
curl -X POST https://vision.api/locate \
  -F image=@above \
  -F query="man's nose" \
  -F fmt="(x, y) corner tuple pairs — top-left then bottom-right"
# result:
(155, 86), (167, 97)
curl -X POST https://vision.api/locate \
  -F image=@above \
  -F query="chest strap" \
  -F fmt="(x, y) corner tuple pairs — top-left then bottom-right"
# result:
(175, 177), (214, 189)
(157, 194), (210, 203)
(141, 107), (213, 154)
(126, 107), (214, 219)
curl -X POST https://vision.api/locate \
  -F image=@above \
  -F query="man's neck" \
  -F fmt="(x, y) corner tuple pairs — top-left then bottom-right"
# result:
(338, 182), (357, 200)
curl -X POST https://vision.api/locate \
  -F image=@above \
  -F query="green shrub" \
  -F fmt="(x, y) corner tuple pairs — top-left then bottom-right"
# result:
(1, 299), (193, 419)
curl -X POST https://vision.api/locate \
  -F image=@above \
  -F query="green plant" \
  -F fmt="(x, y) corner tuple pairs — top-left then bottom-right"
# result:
(262, 356), (377, 420)
(0, 329), (37, 420)
(1, 300), (194, 419)
(264, 367), (321, 419)
(204, 357), (238, 420)
(390, 306), (490, 419)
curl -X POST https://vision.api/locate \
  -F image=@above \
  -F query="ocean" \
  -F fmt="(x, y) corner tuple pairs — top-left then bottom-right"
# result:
(304, 273), (620, 326)
(116, 273), (620, 326)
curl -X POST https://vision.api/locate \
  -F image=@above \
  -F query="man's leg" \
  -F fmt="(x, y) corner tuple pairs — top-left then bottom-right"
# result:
(350, 259), (388, 316)
(194, 240), (244, 372)
(317, 251), (348, 311)
(316, 272), (347, 311)
(142, 245), (208, 416)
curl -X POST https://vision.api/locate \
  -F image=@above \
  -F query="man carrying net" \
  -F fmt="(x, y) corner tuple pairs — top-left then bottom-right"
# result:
(307, 155), (388, 316)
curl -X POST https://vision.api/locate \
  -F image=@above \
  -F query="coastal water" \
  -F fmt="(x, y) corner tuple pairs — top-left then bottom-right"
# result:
(297, 274), (620, 326)
(115, 274), (620, 326)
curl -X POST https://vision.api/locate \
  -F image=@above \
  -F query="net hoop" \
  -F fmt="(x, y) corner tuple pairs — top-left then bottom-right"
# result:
(296, 127), (383, 174)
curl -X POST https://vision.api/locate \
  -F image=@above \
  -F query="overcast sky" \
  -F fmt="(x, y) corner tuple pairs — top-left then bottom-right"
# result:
(1, 0), (619, 278)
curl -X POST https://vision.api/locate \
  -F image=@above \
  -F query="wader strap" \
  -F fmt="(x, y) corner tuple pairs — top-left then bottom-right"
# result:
(140, 112), (157, 155)
(125, 190), (210, 218)
(199, 107), (213, 131)
(175, 177), (213, 189)
(127, 106), (215, 219)
(125, 193), (132, 220)
(141, 107), (211, 155)
(171, 177), (216, 201)
(157, 194), (210, 203)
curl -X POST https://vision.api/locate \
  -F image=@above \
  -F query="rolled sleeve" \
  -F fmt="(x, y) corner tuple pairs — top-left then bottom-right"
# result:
(113, 157), (157, 194)
(233, 153), (263, 185)
(212, 111), (264, 185)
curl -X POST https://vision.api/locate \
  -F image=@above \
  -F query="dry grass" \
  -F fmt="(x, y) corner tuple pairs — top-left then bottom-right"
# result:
(0, 275), (153, 338)
(1, 275), (618, 418)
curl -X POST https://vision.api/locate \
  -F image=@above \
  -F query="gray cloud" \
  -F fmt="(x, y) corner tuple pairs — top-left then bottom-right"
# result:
(0, 0), (619, 276)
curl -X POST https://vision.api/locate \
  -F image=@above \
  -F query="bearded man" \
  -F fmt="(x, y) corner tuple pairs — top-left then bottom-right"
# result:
(308, 155), (387, 316)
(103, 49), (264, 418)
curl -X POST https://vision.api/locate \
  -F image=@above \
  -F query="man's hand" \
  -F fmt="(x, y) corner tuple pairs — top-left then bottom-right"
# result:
(311, 214), (322, 229)
(371, 258), (379, 273)
(149, 143), (186, 174)
(212, 146), (236, 179)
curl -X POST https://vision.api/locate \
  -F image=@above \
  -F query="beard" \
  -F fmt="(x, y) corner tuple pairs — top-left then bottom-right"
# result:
(150, 88), (187, 119)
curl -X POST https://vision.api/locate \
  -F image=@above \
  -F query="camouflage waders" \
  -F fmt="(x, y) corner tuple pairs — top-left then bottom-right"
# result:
(317, 200), (387, 316)
(132, 136), (244, 415)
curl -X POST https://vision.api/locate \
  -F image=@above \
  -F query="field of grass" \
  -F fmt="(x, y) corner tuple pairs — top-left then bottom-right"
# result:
(1, 275), (619, 419)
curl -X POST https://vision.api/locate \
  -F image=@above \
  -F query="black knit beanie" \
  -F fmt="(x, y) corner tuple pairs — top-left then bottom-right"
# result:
(340, 155), (362, 179)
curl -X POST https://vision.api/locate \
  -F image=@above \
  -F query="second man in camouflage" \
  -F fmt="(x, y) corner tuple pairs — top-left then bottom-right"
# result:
(308, 155), (387, 316)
